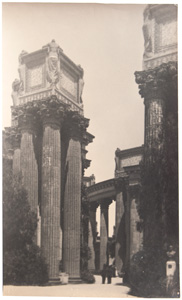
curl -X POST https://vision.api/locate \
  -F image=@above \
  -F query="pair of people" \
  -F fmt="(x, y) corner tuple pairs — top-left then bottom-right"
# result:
(101, 264), (112, 284)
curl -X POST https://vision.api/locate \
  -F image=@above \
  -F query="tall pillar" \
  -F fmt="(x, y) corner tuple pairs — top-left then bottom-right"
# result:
(124, 184), (131, 278)
(100, 200), (111, 270)
(88, 202), (98, 271)
(63, 114), (84, 282)
(19, 114), (39, 243)
(41, 114), (61, 281)
(115, 189), (125, 275)
(135, 66), (171, 248)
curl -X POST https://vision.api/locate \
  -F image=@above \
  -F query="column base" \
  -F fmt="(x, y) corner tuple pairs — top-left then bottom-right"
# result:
(47, 278), (61, 286)
(68, 277), (82, 284)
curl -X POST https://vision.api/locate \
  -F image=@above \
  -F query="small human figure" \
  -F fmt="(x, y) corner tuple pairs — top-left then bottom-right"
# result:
(101, 264), (107, 284)
(107, 265), (112, 284)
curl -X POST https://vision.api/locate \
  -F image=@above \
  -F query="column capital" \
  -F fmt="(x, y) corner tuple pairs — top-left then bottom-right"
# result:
(89, 201), (99, 212)
(18, 113), (38, 133)
(38, 96), (66, 128)
(100, 199), (112, 210)
(64, 111), (89, 141)
(4, 126), (21, 150)
(114, 174), (129, 192)
(135, 61), (177, 102)
(128, 184), (141, 199)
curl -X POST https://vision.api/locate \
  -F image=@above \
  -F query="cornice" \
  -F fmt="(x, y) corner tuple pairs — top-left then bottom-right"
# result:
(20, 48), (47, 65)
(115, 145), (144, 159)
(87, 178), (116, 195)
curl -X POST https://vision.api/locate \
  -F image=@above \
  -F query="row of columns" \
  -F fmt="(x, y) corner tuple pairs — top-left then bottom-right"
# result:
(9, 98), (90, 282)
(87, 182), (143, 275)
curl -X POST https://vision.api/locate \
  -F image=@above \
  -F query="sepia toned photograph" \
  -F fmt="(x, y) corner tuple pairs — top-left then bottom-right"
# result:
(2, 2), (179, 298)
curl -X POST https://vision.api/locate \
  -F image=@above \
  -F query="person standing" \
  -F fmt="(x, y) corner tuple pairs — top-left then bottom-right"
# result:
(101, 264), (107, 284)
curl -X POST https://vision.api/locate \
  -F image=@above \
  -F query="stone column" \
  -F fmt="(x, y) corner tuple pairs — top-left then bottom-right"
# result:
(124, 184), (131, 276)
(41, 114), (61, 281)
(115, 188), (125, 275)
(88, 202), (98, 271)
(63, 114), (84, 282)
(19, 114), (39, 244)
(135, 67), (167, 157)
(100, 200), (111, 270)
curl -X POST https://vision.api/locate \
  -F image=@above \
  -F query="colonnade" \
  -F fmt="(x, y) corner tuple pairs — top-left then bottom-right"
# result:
(87, 178), (143, 274)
(8, 97), (93, 282)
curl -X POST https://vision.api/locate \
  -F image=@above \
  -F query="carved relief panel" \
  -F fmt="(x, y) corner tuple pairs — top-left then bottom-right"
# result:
(155, 17), (177, 53)
(60, 67), (78, 102)
(26, 59), (46, 93)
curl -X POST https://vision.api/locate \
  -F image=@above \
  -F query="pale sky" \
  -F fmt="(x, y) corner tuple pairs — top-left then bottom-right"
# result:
(2, 2), (146, 235)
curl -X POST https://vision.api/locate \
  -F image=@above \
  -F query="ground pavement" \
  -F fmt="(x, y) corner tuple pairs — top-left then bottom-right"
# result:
(3, 275), (136, 297)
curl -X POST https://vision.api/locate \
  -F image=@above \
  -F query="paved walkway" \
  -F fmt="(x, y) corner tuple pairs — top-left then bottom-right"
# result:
(3, 275), (136, 297)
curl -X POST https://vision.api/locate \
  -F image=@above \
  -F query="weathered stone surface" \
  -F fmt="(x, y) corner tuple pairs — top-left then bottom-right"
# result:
(115, 191), (125, 274)
(88, 220), (95, 271)
(63, 138), (82, 280)
(88, 202), (98, 271)
(41, 122), (61, 280)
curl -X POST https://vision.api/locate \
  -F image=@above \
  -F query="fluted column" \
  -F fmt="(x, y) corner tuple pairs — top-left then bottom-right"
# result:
(63, 113), (86, 282)
(88, 202), (98, 271)
(115, 183), (125, 274)
(41, 115), (61, 281)
(19, 114), (39, 244)
(135, 65), (173, 157)
(100, 200), (111, 270)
